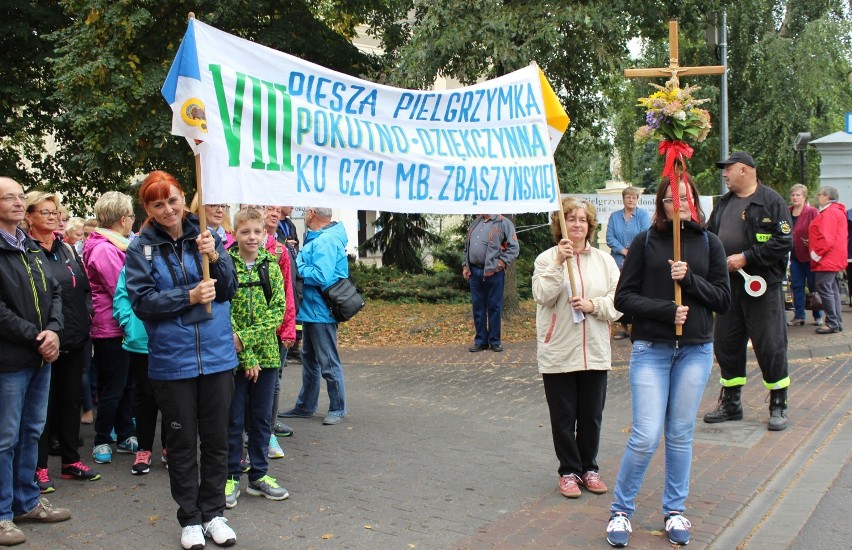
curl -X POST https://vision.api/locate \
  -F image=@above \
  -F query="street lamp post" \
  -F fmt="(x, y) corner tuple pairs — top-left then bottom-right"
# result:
(793, 132), (811, 187)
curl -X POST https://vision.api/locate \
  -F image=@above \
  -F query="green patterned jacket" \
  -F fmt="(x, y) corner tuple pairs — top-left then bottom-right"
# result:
(229, 246), (286, 370)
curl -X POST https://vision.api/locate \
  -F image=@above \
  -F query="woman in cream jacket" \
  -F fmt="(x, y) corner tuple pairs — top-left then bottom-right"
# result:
(532, 197), (621, 499)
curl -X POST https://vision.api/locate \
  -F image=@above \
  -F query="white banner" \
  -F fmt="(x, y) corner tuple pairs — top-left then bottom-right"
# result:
(163, 20), (571, 215)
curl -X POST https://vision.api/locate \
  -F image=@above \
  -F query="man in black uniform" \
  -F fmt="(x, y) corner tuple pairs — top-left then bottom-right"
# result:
(704, 152), (793, 431)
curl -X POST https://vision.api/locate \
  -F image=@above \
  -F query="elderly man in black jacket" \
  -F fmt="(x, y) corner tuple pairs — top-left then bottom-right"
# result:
(703, 153), (794, 431)
(0, 177), (70, 547)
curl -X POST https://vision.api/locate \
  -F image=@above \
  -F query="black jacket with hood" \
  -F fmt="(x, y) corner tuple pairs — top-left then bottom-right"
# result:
(615, 221), (731, 345)
(0, 234), (63, 372)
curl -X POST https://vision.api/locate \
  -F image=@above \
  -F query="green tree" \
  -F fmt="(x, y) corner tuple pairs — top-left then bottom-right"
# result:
(0, 1), (69, 189)
(361, 212), (440, 273)
(614, 1), (852, 196)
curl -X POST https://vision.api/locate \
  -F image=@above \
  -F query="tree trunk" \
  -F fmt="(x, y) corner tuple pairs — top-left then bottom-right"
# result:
(503, 214), (520, 318)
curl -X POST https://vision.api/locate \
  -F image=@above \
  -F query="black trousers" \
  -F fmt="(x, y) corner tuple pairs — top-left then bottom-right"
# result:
(38, 346), (84, 467)
(713, 281), (790, 388)
(542, 370), (607, 477)
(130, 352), (166, 453)
(152, 370), (234, 527)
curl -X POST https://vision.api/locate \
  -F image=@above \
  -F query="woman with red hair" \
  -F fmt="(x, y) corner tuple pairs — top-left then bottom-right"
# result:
(124, 171), (239, 550)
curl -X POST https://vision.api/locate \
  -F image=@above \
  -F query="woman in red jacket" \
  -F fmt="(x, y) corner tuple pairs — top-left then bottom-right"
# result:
(787, 184), (822, 326)
(809, 186), (848, 334)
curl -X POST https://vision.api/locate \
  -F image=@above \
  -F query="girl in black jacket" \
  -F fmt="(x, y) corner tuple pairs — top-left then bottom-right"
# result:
(605, 177), (730, 548)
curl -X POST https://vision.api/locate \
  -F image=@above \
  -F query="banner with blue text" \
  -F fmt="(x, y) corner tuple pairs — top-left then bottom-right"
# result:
(162, 20), (570, 214)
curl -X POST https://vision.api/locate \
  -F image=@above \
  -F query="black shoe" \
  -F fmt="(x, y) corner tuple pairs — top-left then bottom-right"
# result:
(815, 325), (840, 334)
(468, 344), (489, 352)
(703, 387), (744, 423)
(490, 344), (503, 352)
(278, 408), (313, 418)
(768, 388), (788, 431)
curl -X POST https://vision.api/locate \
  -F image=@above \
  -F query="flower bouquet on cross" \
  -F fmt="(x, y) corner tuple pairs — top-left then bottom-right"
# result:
(634, 76), (711, 219)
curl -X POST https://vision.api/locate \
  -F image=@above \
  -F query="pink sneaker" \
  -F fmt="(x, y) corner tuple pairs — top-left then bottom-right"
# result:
(579, 471), (608, 494)
(559, 474), (581, 498)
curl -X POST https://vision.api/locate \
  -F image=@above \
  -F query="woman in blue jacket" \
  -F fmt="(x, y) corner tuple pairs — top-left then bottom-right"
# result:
(124, 171), (239, 550)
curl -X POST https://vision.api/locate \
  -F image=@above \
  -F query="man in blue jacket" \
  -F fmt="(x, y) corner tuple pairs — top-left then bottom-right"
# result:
(279, 207), (349, 426)
(0, 177), (70, 547)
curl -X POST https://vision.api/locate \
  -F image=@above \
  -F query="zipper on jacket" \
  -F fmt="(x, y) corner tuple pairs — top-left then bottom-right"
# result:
(20, 251), (47, 367)
(174, 240), (204, 376)
(575, 253), (588, 370)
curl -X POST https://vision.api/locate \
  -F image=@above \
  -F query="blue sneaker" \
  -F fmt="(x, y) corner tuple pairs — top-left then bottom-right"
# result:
(109, 428), (117, 442)
(92, 444), (112, 464)
(665, 512), (691, 545)
(268, 435), (285, 459)
(606, 512), (631, 548)
(117, 436), (138, 454)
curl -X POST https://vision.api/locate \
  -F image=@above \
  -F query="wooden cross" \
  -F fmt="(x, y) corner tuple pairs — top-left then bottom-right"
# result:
(624, 20), (724, 85)
(624, 20), (725, 336)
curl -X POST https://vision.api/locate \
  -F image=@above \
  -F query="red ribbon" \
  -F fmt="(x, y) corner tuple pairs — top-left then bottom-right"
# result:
(658, 140), (698, 222)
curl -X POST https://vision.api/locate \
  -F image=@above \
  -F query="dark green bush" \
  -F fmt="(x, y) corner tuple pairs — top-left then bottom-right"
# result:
(350, 263), (469, 303)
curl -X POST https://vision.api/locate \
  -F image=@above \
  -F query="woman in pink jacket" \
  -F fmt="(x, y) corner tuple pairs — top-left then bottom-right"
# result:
(83, 191), (138, 464)
(809, 186), (848, 334)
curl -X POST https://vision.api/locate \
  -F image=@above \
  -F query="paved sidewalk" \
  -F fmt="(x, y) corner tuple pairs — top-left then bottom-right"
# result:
(18, 307), (852, 549)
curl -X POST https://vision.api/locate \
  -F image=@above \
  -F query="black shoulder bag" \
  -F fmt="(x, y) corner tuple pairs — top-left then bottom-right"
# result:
(322, 276), (365, 322)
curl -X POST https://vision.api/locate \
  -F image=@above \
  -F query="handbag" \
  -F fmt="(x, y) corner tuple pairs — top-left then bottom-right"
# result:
(805, 291), (823, 312)
(322, 276), (365, 322)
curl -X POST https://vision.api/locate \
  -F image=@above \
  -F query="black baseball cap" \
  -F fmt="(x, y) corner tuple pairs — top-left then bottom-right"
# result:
(716, 151), (756, 169)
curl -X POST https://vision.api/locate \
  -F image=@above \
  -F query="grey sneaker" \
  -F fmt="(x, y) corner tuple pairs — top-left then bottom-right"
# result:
(13, 498), (71, 523)
(225, 478), (240, 509)
(246, 475), (289, 500)
(0, 520), (25, 546)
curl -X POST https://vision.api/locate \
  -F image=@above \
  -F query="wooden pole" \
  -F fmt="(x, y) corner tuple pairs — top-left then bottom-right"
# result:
(552, 180), (578, 297)
(673, 207), (682, 336)
(195, 154), (212, 314)
(185, 12), (212, 313)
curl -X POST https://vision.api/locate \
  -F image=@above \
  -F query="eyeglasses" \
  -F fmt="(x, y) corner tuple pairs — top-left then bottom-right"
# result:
(31, 209), (61, 218)
(209, 204), (230, 210)
(125, 213), (136, 219)
(662, 196), (689, 204)
(1, 194), (27, 203)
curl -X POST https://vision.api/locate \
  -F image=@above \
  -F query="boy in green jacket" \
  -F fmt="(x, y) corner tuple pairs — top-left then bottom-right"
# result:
(225, 207), (288, 508)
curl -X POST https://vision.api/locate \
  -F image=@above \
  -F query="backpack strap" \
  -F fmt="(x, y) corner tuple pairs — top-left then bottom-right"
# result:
(238, 259), (273, 305)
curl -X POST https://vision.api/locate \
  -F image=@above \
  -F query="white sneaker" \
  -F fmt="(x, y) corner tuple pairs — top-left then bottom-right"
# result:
(180, 524), (205, 550)
(203, 516), (236, 546)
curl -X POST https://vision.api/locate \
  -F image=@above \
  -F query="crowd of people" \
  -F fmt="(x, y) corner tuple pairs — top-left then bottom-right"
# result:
(1, 151), (850, 549)
(0, 172), (350, 549)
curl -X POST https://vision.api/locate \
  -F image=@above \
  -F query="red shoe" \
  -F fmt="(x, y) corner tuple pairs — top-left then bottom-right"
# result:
(559, 474), (581, 498)
(579, 471), (608, 494)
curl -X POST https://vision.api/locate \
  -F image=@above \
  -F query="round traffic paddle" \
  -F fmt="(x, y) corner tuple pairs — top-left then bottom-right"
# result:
(738, 269), (767, 298)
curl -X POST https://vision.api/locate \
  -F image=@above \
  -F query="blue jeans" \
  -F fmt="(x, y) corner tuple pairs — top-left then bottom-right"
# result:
(293, 323), (346, 417)
(469, 266), (505, 346)
(611, 341), (713, 517)
(790, 257), (822, 321)
(0, 365), (51, 520)
(228, 368), (277, 481)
